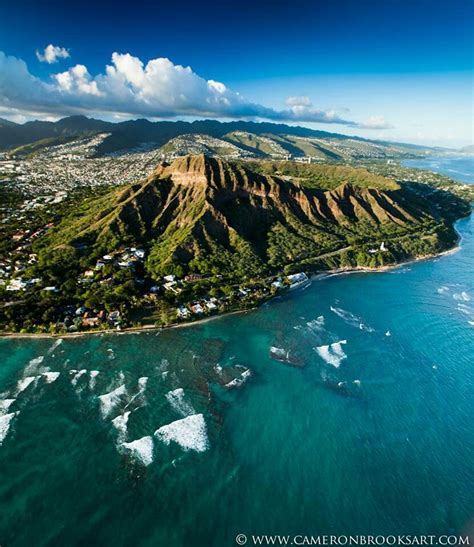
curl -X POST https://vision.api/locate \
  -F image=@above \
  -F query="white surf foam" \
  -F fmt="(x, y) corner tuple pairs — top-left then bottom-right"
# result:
(293, 315), (325, 335)
(0, 412), (19, 444)
(47, 339), (63, 354)
(453, 291), (471, 302)
(42, 372), (60, 384)
(16, 376), (38, 394)
(120, 436), (154, 466)
(24, 356), (44, 375)
(225, 369), (252, 389)
(71, 369), (87, 386)
(389, 267), (411, 275)
(0, 399), (16, 415)
(112, 411), (131, 443)
(98, 385), (127, 418)
(123, 377), (149, 411)
(155, 414), (209, 452)
(307, 315), (325, 331)
(89, 371), (100, 389)
(165, 388), (195, 417)
(315, 340), (348, 368)
(457, 303), (474, 316)
(437, 286), (450, 294)
(331, 341), (347, 358)
(330, 306), (356, 321)
(330, 306), (374, 332)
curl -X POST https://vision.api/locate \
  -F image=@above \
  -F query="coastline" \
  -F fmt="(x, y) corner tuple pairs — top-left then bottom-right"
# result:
(0, 307), (256, 339)
(0, 242), (462, 340)
(312, 242), (461, 281)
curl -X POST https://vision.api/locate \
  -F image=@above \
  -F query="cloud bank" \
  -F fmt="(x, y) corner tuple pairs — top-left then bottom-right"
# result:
(36, 44), (70, 64)
(0, 50), (390, 129)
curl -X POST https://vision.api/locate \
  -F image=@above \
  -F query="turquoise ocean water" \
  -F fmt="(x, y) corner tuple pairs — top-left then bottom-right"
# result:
(0, 158), (473, 546)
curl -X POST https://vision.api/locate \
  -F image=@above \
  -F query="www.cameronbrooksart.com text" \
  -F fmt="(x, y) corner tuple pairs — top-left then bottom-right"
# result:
(234, 534), (471, 546)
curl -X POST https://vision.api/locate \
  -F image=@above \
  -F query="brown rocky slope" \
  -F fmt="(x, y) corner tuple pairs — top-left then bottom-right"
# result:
(39, 154), (463, 277)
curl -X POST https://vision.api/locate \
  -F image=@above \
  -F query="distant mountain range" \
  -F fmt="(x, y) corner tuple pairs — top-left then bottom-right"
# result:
(0, 115), (440, 162)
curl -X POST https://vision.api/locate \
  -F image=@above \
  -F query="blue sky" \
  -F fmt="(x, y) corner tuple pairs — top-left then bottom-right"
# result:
(0, 0), (472, 147)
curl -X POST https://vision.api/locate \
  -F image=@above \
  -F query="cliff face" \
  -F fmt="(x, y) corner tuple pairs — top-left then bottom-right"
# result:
(43, 154), (448, 276)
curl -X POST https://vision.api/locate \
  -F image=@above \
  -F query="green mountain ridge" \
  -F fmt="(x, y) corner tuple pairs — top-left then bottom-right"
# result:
(0, 115), (440, 158)
(37, 154), (467, 280)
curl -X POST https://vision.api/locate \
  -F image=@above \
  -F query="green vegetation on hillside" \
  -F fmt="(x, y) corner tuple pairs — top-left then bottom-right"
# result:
(0, 155), (471, 334)
(245, 161), (398, 190)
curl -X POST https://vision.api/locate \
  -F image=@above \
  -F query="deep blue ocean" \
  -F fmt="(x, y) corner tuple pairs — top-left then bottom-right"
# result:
(0, 157), (473, 546)
(403, 155), (474, 184)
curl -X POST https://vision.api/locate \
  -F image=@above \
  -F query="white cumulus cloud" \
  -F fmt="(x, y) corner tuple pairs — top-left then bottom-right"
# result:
(282, 96), (350, 124)
(36, 44), (70, 64)
(54, 64), (102, 96)
(0, 50), (391, 129)
(358, 115), (393, 130)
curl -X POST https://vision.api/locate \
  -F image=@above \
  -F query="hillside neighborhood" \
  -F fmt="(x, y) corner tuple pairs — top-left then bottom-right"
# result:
(0, 231), (311, 333)
(0, 126), (472, 335)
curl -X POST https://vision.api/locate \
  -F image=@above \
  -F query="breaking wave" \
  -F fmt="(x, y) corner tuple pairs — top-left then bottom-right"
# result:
(306, 316), (325, 332)
(120, 436), (154, 466)
(71, 369), (88, 386)
(123, 377), (149, 411)
(89, 371), (100, 390)
(112, 411), (131, 443)
(98, 385), (127, 418)
(16, 376), (38, 394)
(453, 291), (471, 302)
(24, 356), (44, 376)
(138, 377), (148, 391)
(165, 388), (195, 417)
(155, 414), (209, 453)
(294, 315), (325, 336)
(42, 372), (60, 384)
(47, 339), (63, 355)
(0, 412), (19, 445)
(457, 303), (474, 317)
(0, 399), (16, 415)
(330, 306), (374, 332)
(315, 340), (348, 368)
(437, 286), (450, 294)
